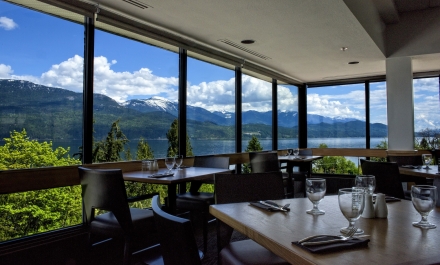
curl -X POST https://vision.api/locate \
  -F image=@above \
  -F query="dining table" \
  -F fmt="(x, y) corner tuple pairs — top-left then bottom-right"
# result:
(123, 166), (233, 213)
(210, 196), (440, 265)
(399, 165), (440, 206)
(278, 155), (323, 178)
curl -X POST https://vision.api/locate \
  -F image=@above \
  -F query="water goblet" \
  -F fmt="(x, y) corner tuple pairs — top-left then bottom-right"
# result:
(422, 154), (432, 169)
(355, 175), (376, 195)
(306, 178), (326, 215)
(165, 157), (175, 174)
(293, 148), (299, 157)
(175, 155), (183, 170)
(338, 187), (365, 235)
(411, 185), (437, 229)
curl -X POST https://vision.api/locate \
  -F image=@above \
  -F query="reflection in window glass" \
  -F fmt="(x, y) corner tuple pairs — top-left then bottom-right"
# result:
(187, 57), (235, 156)
(277, 85), (298, 149)
(93, 27), (178, 161)
(370, 81), (388, 149)
(413, 77), (440, 150)
(0, 1), (83, 241)
(242, 75), (272, 151)
(307, 84), (367, 148)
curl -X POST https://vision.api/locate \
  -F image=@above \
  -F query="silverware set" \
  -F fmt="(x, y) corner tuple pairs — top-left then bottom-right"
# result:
(298, 226), (370, 246)
(258, 201), (290, 212)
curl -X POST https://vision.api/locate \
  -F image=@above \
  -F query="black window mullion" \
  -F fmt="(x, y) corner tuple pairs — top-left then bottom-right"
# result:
(82, 16), (94, 164)
(178, 48), (187, 157)
(298, 84), (307, 148)
(272, 79), (278, 150)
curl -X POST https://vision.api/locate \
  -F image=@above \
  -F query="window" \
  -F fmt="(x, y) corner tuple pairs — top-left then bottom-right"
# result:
(93, 24), (178, 162)
(242, 75), (272, 151)
(370, 81), (388, 149)
(413, 77), (440, 149)
(187, 57), (235, 156)
(277, 85), (298, 149)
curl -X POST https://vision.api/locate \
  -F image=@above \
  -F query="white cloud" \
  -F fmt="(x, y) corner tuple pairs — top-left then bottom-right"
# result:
(0, 64), (13, 78)
(0, 17), (18, 30)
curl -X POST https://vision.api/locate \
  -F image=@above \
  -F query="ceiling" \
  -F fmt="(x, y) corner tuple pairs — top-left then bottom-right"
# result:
(78, 0), (440, 84)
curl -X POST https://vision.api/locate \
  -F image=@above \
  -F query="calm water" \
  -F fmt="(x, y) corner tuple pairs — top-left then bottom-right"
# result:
(47, 137), (387, 159)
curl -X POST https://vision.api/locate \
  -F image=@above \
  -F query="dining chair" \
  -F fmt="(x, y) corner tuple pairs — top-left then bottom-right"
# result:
(214, 172), (290, 265)
(152, 195), (202, 265)
(360, 159), (407, 199)
(387, 155), (430, 185)
(175, 155), (230, 254)
(78, 167), (159, 265)
(249, 151), (294, 198)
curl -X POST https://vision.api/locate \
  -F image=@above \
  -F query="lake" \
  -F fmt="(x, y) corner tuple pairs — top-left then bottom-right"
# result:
(48, 137), (388, 159)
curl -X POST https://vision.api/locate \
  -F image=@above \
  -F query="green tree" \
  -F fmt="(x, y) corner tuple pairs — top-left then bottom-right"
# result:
(313, 143), (359, 174)
(243, 135), (263, 173)
(0, 129), (81, 241)
(166, 119), (194, 157)
(415, 128), (440, 150)
(136, 137), (154, 160)
(370, 139), (388, 162)
(92, 120), (129, 163)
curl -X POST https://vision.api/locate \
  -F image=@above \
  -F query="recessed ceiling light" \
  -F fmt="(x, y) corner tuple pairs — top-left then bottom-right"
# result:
(241, 40), (255, 44)
(348, 61), (359, 64)
(341, 47), (348, 51)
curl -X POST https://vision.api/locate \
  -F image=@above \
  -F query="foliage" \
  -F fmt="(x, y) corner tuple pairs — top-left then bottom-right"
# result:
(370, 139), (388, 162)
(313, 143), (359, 174)
(92, 120), (129, 163)
(243, 135), (263, 173)
(0, 130), (81, 241)
(136, 137), (155, 160)
(166, 119), (194, 157)
(415, 128), (440, 150)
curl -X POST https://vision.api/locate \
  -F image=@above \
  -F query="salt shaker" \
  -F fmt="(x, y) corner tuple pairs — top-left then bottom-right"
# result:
(362, 193), (375, 218)
(152, 159), (159, 171)
(374, 193), (388, 218)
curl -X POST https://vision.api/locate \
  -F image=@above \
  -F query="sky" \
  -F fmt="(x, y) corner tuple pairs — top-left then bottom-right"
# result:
(0, 1), (439, 132)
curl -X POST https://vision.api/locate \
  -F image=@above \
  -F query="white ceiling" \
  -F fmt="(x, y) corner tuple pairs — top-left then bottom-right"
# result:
(82, 0), (440, 84)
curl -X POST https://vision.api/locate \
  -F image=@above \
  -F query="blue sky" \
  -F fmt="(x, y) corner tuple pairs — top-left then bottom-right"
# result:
(0, 1), (439, 132)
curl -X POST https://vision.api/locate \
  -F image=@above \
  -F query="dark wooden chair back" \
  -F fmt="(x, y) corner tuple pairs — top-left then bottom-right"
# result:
(214, 172), (285, 252)
(249, 151), (280, 173)
(387, 155), (423, 166)
(360, 159), (405, 199)
(190, 156), (230, 192)
(152, 195), (201, 265)
(78, 167), (133, 234)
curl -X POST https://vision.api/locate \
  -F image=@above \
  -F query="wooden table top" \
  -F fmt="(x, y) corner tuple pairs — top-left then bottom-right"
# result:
(278, 155), (323, 163)
(123, 167), (233, 184)
(399, 166), (440, 178)
(210, 196), (440, 265)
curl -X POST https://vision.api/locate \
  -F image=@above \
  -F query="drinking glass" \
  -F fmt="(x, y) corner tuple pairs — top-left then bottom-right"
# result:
(338, 188), (365, 235)
(306, 178), (326, 215)
(165, 157), (175, 173)
(293, 148), (299, 157)
(411, 185), (437, 229)
(422, 154), (433, 169)
(355, 175), (376, 195)
(175, 155), (183, 170)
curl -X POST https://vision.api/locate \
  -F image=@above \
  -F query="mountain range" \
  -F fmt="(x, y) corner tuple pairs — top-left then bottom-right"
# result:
(0, 79), (387, 141)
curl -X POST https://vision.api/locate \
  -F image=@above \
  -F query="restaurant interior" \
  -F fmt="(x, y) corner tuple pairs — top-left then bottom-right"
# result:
(1, 0), (440, 264)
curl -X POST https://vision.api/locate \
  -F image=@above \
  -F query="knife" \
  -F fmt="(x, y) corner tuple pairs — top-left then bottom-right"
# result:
(259, 201), (288, 212)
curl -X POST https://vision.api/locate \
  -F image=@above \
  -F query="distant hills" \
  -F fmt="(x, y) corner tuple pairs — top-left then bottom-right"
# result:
(0, 79), (388, 141)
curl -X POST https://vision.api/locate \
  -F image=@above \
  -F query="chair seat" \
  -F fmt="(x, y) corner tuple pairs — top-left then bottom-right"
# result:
(91, 208), (156, 238)
(220, 239), (289, 265)
(176, 192), (215, 211)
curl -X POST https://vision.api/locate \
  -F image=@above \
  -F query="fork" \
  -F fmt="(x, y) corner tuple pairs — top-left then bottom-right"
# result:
(299, 226), (357, 244)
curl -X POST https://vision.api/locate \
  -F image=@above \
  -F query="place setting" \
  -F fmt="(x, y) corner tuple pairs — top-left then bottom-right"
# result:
(249, 200), (290, 212)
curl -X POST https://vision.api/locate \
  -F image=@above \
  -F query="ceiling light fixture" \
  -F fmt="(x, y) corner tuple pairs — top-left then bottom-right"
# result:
(348, 61), (359, 64)
(341, 47), (348, 51)
(241, 40), (255, 44)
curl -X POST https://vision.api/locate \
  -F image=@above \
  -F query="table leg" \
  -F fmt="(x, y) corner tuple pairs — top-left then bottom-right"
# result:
(167, 184), (177, 214)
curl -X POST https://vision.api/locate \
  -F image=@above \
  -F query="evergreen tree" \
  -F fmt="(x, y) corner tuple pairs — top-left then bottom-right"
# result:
(313, 143), (359, 174)
(136, 137), (154, 160)
(166, 119), (194, 157)
(92, 120), (129, 163)
(243, 135), (263, 173)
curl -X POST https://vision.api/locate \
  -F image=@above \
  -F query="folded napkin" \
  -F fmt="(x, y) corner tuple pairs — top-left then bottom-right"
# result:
(401, 165), (422, 169)
(292, 236), (369, 253)
(249, 201), (289, 212)
(149, 173), (174, 178)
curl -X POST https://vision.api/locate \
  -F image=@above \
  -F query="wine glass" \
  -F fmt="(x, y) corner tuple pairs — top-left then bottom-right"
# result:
(338, 187), (365, 235)
(422, 154), (432, 169)
(287, 149), (293, 156)
(165, 157), (175, 174)
(293, 148), (299, 157)
(306, 178), (326, 215)
(175, 155), (183, 170)
(411, 185), (437, 229)
(355, 175), (376, 195)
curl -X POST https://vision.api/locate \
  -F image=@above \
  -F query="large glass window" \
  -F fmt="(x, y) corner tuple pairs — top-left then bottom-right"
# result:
(93, 24), (178, 162)
(187, 57), (235, 156)
(242, 75), (272, 151)
(413, 77), (440, 149)
(277, 85), (298, 149)
(370, 81), (388, 149)
(0, 1), (83, 241)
